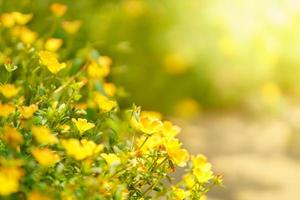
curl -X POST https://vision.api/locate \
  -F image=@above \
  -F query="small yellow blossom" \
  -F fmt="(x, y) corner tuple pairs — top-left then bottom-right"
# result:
(171, 186), (188, 200)
(1, 126), (23, 149)
(87, 60), (110, 79)
(45, 38), (63, 52)
(104, 83), (117, 97)
(20, 104), (38, 119)
(59, 124), (70, 133)
(62, 20), (81, 34)
(132, 112), (163, 134)
(191, 155), (213, 183)
(72, 118), (95, 134)
(163, 53), (190, 75)
(31, 126), (58, 145)
(12, 12), (33, 25)
(19, 27), (37, 44)
(0, 103), (15, 117)
(165, 138), (189, 167)
(0, 13), (15, 27)
(32, 148), (60, 167)
(0, 166), (23, 195)
(101, 153), (121, 167)
(183, 173), (195, 189)
(39, 51), (66, 74)
(159, 121), (180, 138)
(50, 3), (68, 17)
(61, 139), (104, 160)
(94, 93), (117, 112)
(28, 191), (52, 200)
(174, 98), (200, 119)
(0, 84), (20, 98)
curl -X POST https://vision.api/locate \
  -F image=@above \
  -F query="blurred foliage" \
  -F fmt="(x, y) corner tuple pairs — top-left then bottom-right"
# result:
(2, 0), (300, 115)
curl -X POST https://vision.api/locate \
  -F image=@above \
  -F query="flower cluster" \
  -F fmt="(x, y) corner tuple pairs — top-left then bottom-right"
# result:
(0, 3), (221, 200)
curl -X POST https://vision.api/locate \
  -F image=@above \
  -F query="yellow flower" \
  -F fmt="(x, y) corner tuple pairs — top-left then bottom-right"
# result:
(163, 53), (190, 75)
(62, 20), (81, 34)
(72, 118), (95, 134)
(59, 124), (70, 133)
(0, 103), (15, 117)
(103, 83), (117, 97)
(1, 126), (23, 149)
(39, 51), (66, 74)
(87, 60), (110, 79)
(19, 27), (37, 44)
(50, 3), (68, 17)
(61, 139), (104, 160)
(0, 166), (23, 195)
(0, 13), (15, 27)
(28, 191), (52, 200)
(174, 98), (200, 119)
(132, 112), (163, 134)
(183, 173), (195, 189)
(94, 93), (117, 112)
(0, 84), (20, 98)
(32, 148), (60, 167)
(31, 126), (58, 145)
(101, 153), (121, 167)
(12, 12), (33, 25)
(171, 186), (188, 200)
(45, 38), (63, 52)
(159, 121), (180, 138)
(20, 104), (38, 119)
(165, 138), (189, 167)
(191, 155), (213, 183)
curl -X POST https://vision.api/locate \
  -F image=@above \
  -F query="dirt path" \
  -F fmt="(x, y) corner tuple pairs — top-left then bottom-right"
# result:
(176, 109), (300, 200)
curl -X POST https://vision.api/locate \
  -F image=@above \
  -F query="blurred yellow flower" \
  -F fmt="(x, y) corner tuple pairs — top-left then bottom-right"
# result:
(171, 186), (188, 200)
(0, 84), (20, 98)
(62, 20), (81, 34)
(94, 93), (117, 112)
(31, 126), (58, 145)
(183, 173), (195, 189)
(12, 12), (33, 25)
(50, 3), (68, 17)
(0, 13), (15, 27)
(163, 53), (190, 75)
(39, 51), (66, 74)
(159, 121), (180, 138)
(20, 104), (38, 119)
(0, 103), (15, 117)
(1, 126), (23, 149)
(165, 138), (189, 167)
(101, 153), (121, 167)
(45, 38), (63, 52)
(0, 166), (23, 195)
(28, 191), (52, 200)
(19, 27), (37, 44)
(61, 139), (104, 160)
(104, 83), (117, 97)
(72, 118), (95, 134)
(261, 81), (281, 106)
(87, 60), (110, 79)
(32, 148), (60, 167)
(174, 98), (200, 119)
(191, 155), (213, 183)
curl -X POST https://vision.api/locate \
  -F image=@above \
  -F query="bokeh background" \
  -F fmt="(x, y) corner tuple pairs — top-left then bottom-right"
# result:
(2, 0), (300, 199)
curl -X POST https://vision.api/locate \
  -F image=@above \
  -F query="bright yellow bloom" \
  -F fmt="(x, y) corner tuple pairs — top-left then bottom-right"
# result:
(72, 118), (95, 134)
(59, 124), (70, 133)
(0, 13), (15, 27)
(32, 148), (60, 167)
(19, 27), (37, 44)
(50, 3), (68, 17)
(0, 166), (23, 195)
(45, 38), (63, 52)
(0, 84), (20, 98)
(61, 139), (104, 160)
(31, 126), (58, 145)
(101, 153), (121, 167)
(62, 20), (81, 34)
(94, 93), (117, 112)
(165, 138), (189, 167)
(28, 191), (52, 200)
(39, 51), (66, 74)
(132, 112), (163, 134)
(20, 104), (38, 119)
(103, 83), (117, 97)
(171, 186), (188, 200)
(12, 12), (33, 25)
(159, 121), (180, 138)
(87, 60), (110, 79)
(183, 173), (195, 189)
(1, 126), (23, 149)
(0, 103), (15, 117)
(191, 155), (213, 183)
